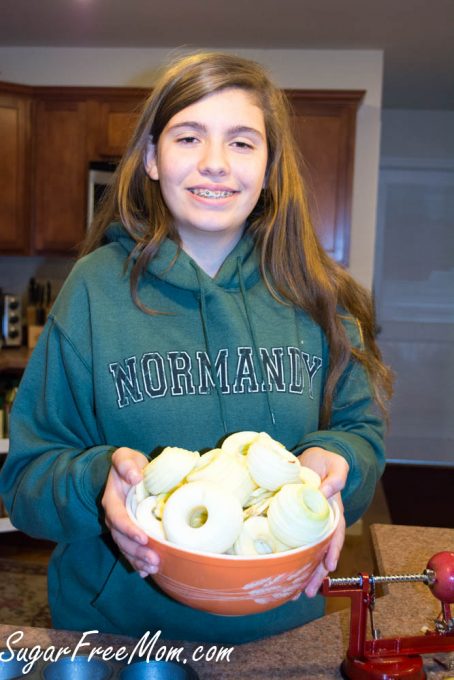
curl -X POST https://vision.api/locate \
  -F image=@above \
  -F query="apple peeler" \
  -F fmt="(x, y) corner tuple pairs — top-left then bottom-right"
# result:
(322, 551), (454, 680)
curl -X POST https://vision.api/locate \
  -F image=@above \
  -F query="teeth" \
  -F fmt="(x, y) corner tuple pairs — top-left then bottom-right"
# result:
(190, 189), (234, 198)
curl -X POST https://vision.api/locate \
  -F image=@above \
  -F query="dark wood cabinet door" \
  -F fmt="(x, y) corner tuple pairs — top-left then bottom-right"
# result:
(0, 89), (30, 253)
(93, 94), (144, 158)
(287, 90), (364, 265)
(32, 97), (89, 254)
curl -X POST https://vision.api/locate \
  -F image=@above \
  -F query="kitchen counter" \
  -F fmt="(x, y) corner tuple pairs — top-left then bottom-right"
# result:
(0, 524), (453, 679)
(0, 346), (31, 373)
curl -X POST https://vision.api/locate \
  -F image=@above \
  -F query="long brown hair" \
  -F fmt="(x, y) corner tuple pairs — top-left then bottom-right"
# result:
(81, 51), (393, 427)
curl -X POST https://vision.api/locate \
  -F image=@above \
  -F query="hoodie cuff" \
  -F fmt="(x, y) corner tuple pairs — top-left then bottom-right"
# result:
(81, 445), (115, 510)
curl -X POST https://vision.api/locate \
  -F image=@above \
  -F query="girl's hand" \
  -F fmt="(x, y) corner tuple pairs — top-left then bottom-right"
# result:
(297, 446), (349, 597)
(102, 447), (160, 578)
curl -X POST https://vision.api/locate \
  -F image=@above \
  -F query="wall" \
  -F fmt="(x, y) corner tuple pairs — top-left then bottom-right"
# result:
(375, 108), (454, 466)
(0, 46), (383, 297)
(380, 109), (454, 160)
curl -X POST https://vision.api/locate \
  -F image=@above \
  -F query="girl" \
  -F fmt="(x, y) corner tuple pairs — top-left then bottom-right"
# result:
(0, 52), (392, 643)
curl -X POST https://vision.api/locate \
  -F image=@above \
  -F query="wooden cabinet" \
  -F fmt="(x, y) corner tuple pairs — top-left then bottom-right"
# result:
(32, 96), (89, 254)
(0, 83), (363, 262)
(0, 85), (31, 254)
(287, 90), (364, 265)
(30, 88), (145, 254)
(90, 91), (145, 158)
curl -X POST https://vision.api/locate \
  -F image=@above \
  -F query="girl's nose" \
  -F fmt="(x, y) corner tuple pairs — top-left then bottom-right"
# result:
(198, 141), (229, 176)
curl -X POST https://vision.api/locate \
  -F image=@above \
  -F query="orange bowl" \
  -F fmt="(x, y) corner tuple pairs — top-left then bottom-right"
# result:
(126, 488), (339, 616)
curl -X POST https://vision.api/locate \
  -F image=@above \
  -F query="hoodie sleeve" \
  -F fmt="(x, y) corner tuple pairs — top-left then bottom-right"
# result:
(293, 318), (386, 527)
(0, 315), (115, 544)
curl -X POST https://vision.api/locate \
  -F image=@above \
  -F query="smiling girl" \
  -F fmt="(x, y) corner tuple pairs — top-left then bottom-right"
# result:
(0, 52), (393, 643)
(144, 87), (268, 275)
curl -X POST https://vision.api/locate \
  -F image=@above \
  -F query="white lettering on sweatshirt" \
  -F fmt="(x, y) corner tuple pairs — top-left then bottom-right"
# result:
(108, 345), (322, 409)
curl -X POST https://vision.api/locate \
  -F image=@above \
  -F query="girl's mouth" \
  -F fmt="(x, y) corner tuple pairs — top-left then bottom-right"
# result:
(188, 189), (236, 199)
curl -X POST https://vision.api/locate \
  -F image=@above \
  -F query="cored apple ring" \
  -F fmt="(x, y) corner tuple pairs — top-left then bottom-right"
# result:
(162, 480), (243, 554)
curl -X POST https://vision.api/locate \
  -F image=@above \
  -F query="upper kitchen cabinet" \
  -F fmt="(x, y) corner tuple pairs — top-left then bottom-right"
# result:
(88, 89), (146, 159)
(0, 84), (31, 254)
(32, 94), (89, 254)
(286, 90), (364, 265)
(32, 88), (146, 254)
(0, 83), (363, 261)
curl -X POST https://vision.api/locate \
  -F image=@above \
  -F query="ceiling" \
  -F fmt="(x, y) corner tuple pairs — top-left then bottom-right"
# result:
(1, 0), (453, 109)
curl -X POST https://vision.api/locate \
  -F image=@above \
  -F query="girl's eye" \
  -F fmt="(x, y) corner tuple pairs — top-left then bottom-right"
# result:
(176, 136), (199, 144)
(232, 140), (254, 150)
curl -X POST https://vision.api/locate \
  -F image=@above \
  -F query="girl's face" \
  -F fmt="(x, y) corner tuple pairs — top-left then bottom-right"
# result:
(145, 88), (268, 252)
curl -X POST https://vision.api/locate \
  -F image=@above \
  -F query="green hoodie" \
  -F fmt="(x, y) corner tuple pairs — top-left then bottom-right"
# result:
(0, 225), (384, 643)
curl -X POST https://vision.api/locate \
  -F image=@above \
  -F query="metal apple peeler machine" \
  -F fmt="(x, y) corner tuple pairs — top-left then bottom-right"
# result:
(322, 551), (454, 680)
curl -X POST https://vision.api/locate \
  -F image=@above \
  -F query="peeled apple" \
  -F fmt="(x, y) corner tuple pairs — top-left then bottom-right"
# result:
(232, 516), (290, 555)
(221, 431), (259, 456)
(134, 480), (148, 503)
(187, 448), (256, 506)
(162, 481), (243, 554)
(135, 496), (166, 540)
(299, 466), (322, 488)
(267, 483), (331, 547)
(247, 432), (301, 490)
(143, 446), (200, 495)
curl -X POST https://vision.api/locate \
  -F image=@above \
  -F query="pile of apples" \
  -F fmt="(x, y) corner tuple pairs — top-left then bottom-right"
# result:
(127, 431), (334, 556)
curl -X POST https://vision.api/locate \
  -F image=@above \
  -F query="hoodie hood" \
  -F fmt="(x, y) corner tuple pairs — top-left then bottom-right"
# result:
(104, 222), (261, 293)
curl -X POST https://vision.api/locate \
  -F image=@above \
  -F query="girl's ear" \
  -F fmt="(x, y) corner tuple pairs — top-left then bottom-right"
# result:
(144, 137), (159, 180)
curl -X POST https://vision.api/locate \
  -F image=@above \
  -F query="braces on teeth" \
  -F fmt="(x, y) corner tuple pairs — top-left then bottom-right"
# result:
(191, 189), (233, 198)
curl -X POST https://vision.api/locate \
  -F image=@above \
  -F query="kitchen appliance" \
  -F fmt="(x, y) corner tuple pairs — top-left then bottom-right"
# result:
(87, 160), (117, 228)
(1, 294), (22, 347)
(323, 551), (454, 680)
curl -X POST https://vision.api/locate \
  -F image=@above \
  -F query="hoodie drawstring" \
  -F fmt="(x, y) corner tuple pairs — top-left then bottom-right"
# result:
(192, 258), (277, 434)
(194, 266), (229, 434)
(237, 258), (276, 427)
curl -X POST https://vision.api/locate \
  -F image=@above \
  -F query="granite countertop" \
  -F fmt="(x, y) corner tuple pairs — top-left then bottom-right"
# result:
(0, 524), (453, 679)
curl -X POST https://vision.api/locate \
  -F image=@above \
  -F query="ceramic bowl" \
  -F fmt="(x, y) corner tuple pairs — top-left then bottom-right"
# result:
(126, 487), (339, 616)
